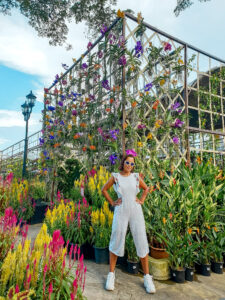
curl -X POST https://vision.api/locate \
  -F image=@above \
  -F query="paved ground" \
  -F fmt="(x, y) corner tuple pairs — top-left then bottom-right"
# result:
(27, 224), (225, 300)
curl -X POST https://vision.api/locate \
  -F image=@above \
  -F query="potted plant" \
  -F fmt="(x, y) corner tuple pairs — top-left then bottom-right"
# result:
(64, 198), (94, 259)
(157, 226), (186, 283)
(183, 233), (199, 281)
(91, 201), (113, 264)
(210, 228), (224, 274)
(125, 231), (140, 274)
(196, 237), (212, 276)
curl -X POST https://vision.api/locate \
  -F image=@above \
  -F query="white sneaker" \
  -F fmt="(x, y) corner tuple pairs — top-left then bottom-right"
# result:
(105, 272), (115, 291)
(144, 274), (156, 294)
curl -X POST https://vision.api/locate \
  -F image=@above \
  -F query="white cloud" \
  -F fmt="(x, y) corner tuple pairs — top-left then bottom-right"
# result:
(0, 138), (9, 146)
(0, 109), (41, 128)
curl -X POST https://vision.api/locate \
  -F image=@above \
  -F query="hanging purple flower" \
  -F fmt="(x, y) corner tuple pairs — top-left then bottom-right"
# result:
(137, 124), (146, 130)
(48, 106), (55, 111)
(100, 24), (108, 35)
(118, 55), (127, 66)
(144, 83), (153, 92)
(62, 80), (67, 85)
(58, 101), (63, 107)
(134, 41), (143, 58)
(62, 63), (69, 70)
(109, 129), (119, 140)
(55, 74), (59, 80)
(39, 138), (44, 145)
(89, 94), (95, 101)
(72, 110), (78, 116)
(174, 119), (184, 128)
(49, 120), (53, 124)
(164, 42), (172, 51)
(61, 95), (66, 100)
(72, 92), (82, 99)
(109, 153), (118, 165)
(118, 36), (125, 48)
(81, 63), (88, 69)
(49, 135), (55, 140)
(108, 33), (116, 44)
(172, 136), (179, 144)
(60, 121), (64, 125)
(170, 102), (180, 111)
(102, 79), (111, 91)
(43, 150), (48, 156)
(87, 42), (93, 50)
(97, 50), (103, 59)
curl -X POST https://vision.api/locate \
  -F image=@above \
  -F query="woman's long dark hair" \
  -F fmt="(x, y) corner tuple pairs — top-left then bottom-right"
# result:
(118, 154), (135, 171)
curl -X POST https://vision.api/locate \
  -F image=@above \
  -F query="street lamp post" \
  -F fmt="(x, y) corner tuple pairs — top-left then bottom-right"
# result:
(21, 91), (36, 178)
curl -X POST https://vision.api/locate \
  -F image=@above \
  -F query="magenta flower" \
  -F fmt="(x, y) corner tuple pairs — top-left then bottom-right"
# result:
(87, 42), (93, 50)
(102, 79), (111, 90)
(81, 63), (88, 69)
(72, 110), (78, 116)
(100, 24), (108, 35)
(174, 119), (184, 128)
(164, 42), (172, 51)
(126, 149), (137, 157)
(172, 136), (179, 144)
(118, 35), (125, 48)
(97, 50), (103, 58)
(137, 124), (146, 129)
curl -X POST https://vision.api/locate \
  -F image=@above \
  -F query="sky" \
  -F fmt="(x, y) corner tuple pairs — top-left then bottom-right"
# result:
(0, 0), (225, 150)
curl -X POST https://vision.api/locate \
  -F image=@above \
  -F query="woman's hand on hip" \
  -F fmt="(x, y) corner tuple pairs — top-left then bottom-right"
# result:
(136, 197), (144, 205)
(113, 198), (122, 206)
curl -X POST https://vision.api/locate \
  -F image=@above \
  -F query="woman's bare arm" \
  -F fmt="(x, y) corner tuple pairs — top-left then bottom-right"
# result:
(101, 176), (122, 206)
(136, 175), (150, 204)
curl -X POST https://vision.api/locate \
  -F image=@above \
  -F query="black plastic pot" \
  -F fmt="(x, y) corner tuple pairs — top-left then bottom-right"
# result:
(170, 268), (186, 283)
(200, 264), (211, 276)
(30, 201), (48, 224)
(127, 260), (139, 274)
(195, 262), (201, 274)
(68, 242), (94, 260)
(185, 267), (194, 281)
(223, 253), (225, 267)
(94, 246), (109, 264)
(117, 255), (127, 267)
(211, 261), (223, 274)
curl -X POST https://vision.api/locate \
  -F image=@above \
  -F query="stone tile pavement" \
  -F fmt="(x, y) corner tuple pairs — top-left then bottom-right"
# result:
(27, 224), (225, 300)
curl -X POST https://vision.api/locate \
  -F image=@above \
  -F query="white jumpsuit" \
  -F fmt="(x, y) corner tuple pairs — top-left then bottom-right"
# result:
(109, 172), (149, 258)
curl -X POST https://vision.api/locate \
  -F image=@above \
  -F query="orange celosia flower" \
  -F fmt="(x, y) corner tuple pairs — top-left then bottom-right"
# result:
(152, 100), (159, 110)
(90, 145), (96, 150)
(80, 122), (87, 128)
(188, 228), (192, 234)
(162, 217), (166, 224)
(132, 101), (137, 108)
(159, 170), (165, 179)
(110, 98), (114, 104)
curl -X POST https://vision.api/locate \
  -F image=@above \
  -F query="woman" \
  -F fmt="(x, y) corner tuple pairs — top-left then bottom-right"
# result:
(101, 153), (156, 294)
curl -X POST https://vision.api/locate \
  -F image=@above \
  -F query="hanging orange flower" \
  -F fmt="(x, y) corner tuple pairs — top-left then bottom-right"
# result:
(80, 122), (87, 128)
(105, 108), (111, 113)
(169, 213), (172, 220)
(73, 134), (80, 139)
(82, 146), (87, 152)
(162, 217), (166, 225)
(196, 228), (200, 234)
(187, 228), (192, 234)
(152, 99), (159, 110)
(131, 101), (137, 108)
(110, 98), (114, 104)
(213, 226), (218, 232)
(117, 9), (125, 18)
(113, 85), (120, 92)
(53, 143), (60, 148)
(207, 225), (211, 229)
(90, 145), (96, 150)
(196, 156), (201, 165)
(123, 123), (128, 130)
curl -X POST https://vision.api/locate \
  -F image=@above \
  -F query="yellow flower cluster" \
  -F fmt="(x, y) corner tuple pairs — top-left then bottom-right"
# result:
(7, 179), (29, 204)
(91, 201), (113, 228)
(45, 200), (75, 228)
(74, 166), (112, 196)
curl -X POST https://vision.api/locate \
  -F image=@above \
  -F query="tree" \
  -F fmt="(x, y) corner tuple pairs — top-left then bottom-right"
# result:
(0, 0), (118, 47)
(174, 0), (211, 16)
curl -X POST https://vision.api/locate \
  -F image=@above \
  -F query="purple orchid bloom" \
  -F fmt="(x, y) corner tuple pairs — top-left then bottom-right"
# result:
(118, 55), (127, 66)
(81, 63), (88, 69)
(62, 63), (69, 70)
(109, 154), (118, 165)
(102, 79), (111, 90)
(170, 102), (180, 111)
(58, 101), (63, 107)
(109, 129), (119, 140)
(100, 24), (108, 35)
(118, 36), (125, 48)
(174, 119), (184, 128)
(87, 42), (93, 50)
(39, 138), (44, 145)
(97, 50), (103, 59)
(89, 94), (95, 101)
(144, 83), (153, 92)
(164, 42), (172, 51)
(62, 80), (67, 85)
(172, 136), (179, 144)
(135, 41), (143, 58)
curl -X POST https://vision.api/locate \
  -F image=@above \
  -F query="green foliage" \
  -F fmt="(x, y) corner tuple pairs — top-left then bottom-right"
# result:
(125, 231), (139, 262)
(57, 158), (82, 196)
(174, 0), (211, 16)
